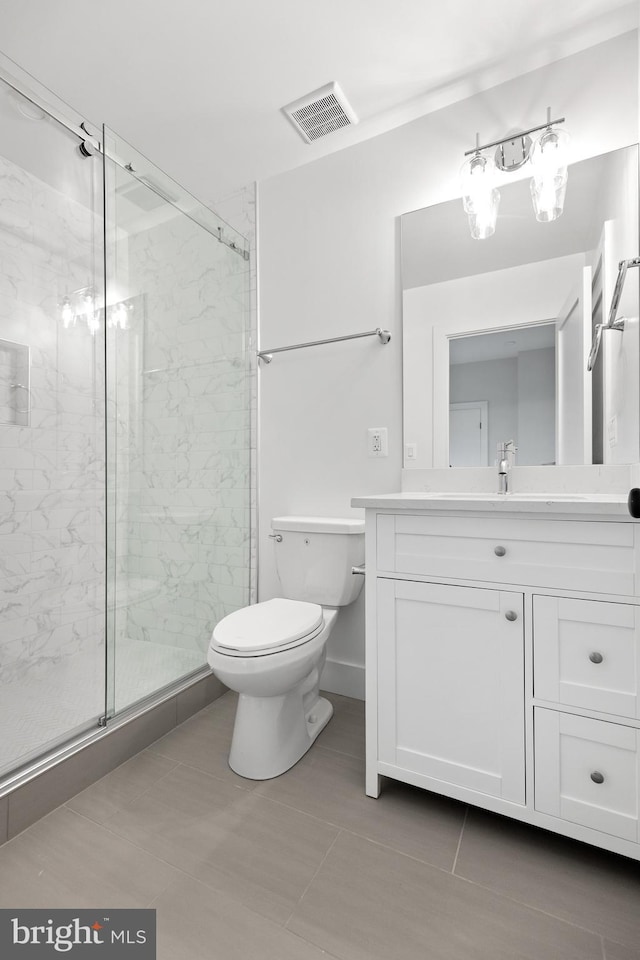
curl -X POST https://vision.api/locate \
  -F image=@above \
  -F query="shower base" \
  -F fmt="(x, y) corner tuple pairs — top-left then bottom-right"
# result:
(0, 639), (204, 778)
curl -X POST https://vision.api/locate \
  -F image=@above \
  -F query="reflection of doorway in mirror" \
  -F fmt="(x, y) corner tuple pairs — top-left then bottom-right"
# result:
(449, 401), (488, 466)
(448, 325), (555, 467)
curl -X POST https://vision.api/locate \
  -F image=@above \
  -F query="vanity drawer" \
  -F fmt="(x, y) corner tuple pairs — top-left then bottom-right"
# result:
(376, 514), (636, 595)
(534, 708), (640, 842)
(534, 596), (640, 718)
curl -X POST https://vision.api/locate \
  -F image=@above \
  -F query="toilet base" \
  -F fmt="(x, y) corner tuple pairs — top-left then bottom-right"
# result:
(228, 691), (333, 780)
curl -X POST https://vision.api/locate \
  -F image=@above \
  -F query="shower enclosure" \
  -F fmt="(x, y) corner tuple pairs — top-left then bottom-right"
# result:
(0, 66), (251, 783)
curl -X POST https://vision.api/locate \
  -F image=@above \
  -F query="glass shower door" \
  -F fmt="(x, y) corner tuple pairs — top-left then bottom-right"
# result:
(0, 75), (106, 776)
(103, 128), (251, 717)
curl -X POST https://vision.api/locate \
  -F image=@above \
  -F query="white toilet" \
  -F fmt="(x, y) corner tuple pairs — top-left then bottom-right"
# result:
(207, 516), (364, 780)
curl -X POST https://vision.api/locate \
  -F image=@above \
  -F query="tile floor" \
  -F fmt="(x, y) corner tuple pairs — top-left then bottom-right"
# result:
(0, 690), (639, 960)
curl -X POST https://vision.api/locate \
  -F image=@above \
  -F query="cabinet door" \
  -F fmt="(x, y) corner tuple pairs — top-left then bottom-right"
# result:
(377, 579), (525, 804)
(535, 708), (640, 842)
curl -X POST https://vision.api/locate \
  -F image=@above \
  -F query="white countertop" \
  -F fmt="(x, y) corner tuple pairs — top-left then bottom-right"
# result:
(351, 491), (634, 518)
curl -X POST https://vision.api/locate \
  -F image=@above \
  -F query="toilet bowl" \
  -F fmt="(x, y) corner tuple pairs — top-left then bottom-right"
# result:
(207, 516), (364, 780)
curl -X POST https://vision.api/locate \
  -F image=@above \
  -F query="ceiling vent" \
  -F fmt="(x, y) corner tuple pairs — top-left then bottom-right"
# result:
(283, 82), (358, 143)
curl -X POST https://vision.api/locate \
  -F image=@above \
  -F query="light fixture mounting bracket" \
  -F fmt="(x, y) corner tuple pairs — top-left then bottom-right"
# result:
(464, 113), (565, 158)
(495, 134), (532, 172)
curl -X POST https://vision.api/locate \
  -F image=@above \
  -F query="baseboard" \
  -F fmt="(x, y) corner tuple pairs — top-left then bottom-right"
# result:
(321, 657), (365, 701)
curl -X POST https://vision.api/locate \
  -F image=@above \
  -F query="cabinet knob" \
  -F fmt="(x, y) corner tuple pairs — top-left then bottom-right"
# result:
(589, 651), (604, 664)
(504, 610), (518, 622)
(494, 545), (506, 557)
(590, 770), (605, 784)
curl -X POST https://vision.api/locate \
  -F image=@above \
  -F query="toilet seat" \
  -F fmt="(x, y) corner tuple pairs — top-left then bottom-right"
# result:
(211, 597), (324, 657)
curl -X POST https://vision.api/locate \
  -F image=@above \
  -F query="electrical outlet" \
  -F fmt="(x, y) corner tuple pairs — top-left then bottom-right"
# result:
(368, 427), (388, 457)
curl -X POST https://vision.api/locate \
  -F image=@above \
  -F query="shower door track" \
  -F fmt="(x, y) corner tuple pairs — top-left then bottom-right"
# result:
(0, 61), (95, 147)
(0, 61), (249, 262)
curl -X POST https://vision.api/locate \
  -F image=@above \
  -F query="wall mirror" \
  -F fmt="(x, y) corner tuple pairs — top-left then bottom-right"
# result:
(401, 145), (640, 470)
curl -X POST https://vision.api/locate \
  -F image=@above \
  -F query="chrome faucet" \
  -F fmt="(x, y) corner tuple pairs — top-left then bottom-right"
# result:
(497, 440), (516, 494)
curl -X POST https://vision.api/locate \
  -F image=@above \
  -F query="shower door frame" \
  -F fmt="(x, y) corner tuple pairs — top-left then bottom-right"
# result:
(0, 54), (252, 801)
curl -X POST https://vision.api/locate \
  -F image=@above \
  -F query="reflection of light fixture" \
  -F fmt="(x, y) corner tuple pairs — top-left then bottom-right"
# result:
(60, 296), (74, 329)
(462, 109), (569, 239)
(108, 302), (129, 330)
(58, 287), (134, 335)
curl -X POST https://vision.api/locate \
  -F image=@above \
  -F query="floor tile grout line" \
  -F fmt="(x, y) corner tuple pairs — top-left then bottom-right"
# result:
(54, 803), (197, 879)
(61, 782), (348, 947)
(144, 754), (256, 794)
(282, 926), (347, 960)
(451, 804), (468, 874)
(313, 743), (364, 761)
(63, 755), (184, 821)
(13, 803), (637, 953)
(321, 825), (625, 949)
(57, 780), (347, 933)
(54, 802), (301, 927)
(67, 769), (468, 893)
(64, 784), (639, 955)
(143, 870), (348, 960)
(440, 863), (621, 946)
(283, 828), (343, 929)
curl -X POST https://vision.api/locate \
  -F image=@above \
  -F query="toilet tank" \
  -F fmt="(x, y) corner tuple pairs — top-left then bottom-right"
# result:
(271, 516), (365, 606)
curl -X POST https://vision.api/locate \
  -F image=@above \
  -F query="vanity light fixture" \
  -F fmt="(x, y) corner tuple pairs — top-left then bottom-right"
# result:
(461, 109), (568, 239)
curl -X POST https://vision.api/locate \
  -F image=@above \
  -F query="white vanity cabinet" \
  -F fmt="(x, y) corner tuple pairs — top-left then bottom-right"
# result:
(353, 494), (640, 861)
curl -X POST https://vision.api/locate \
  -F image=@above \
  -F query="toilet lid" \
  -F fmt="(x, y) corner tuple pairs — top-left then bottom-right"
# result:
(212, 598), (324, 653)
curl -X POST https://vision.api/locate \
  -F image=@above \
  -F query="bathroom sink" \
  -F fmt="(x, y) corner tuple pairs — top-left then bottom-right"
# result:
(503, 493), (590, 501)
(418, 492), (590, 501)
(418, 492), (503, 499)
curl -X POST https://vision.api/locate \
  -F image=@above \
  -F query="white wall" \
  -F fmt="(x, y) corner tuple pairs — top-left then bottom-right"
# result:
(258, 31), (639, 699)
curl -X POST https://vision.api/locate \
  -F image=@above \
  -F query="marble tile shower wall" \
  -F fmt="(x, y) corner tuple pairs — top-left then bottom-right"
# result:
(0, 154), (105, 697)
(119, 212), (252, 656)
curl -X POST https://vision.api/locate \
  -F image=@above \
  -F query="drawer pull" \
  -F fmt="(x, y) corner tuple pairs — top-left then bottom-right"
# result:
(504, 610), (518, 622)
(590, 770), (605, 784)
(494, 545), (506, 557)
(589, 651), (604, 664)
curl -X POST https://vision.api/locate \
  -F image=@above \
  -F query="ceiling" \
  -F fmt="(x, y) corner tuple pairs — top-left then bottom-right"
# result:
(0, 0), (635, 207)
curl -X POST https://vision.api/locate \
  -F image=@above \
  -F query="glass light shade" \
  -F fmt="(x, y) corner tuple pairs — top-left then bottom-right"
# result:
(529, 125), (570, 222)
(530, 174), (567, 222)
(460, 153), (500, 239)
(529, 126), (570, 183)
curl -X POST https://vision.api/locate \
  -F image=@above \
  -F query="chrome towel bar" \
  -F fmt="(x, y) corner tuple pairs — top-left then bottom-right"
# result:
(258, 327), (391, 363)
(587, 256), (640, 371)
